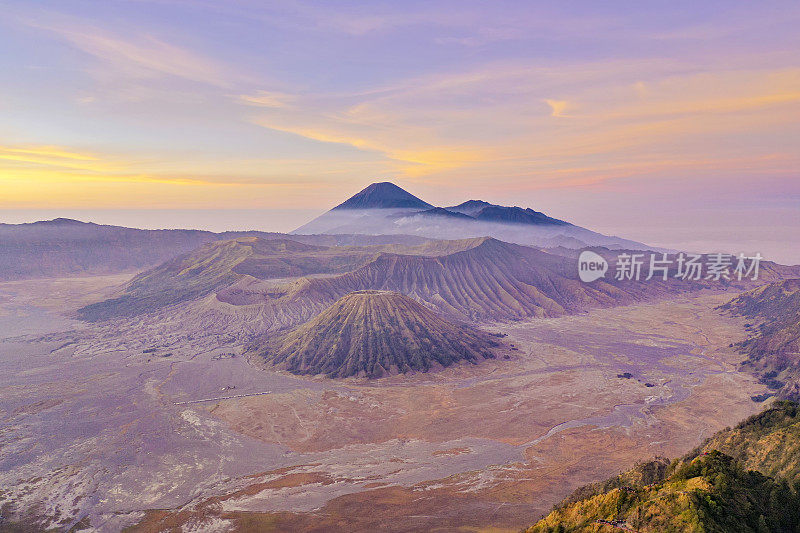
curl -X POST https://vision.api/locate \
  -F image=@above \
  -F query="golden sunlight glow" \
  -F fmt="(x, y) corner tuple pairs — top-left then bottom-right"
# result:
(544, 99), (569, 117)
(0, 145), (99, 161)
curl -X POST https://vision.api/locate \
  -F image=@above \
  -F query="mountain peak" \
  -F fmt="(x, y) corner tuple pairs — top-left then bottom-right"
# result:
(256, 290), (499, 378)
(332, 181), (433, 210)
(446, 200), (495, 216)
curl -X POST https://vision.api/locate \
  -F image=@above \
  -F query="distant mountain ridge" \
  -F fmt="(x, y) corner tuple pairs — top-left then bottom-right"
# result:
(0, 181), (653, 283)
(0, 218), (432, 282)
(293, 181), (650, 250)
(446, 200), (494, 216)
(413, 207), (475, 220)
(0, 218), (226, 281)
(443, 200), (567, 226)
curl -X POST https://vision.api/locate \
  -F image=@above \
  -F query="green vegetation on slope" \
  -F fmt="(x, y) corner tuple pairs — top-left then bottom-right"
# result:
(526, 401), (800, 533)
(686, 400), (800, 483)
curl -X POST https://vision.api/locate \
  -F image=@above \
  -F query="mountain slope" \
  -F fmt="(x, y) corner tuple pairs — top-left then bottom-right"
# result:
(720, 279), (800, 400)
(76, 237), (497, 321)
(411, 207), (476, 220)
(525, 401), (800, 533)
(255, 290), (500, 378)
(77, 238), (378, 321)
(446, 200), (494, 216)
(691, 401), (800, 482)
(529, 451), (798, 533)
(82, 238), (593, 332)
(286, 238), (689, 323)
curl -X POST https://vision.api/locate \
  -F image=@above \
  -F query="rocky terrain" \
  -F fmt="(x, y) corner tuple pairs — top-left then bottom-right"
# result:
(77, 237), (381, 321)
(86, 291), (767, 532)
(285, 238), (745, 323)
(255, 290), (500, 378)
(75, 233), (800, 346)
(720, 279), (800, 401)
(0, 274), (772, 532)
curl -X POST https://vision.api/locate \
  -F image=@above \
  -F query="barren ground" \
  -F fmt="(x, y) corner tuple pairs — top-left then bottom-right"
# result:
(0, 276), (767, 532)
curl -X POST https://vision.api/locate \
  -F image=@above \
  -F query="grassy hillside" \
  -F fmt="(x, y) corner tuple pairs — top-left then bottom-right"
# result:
(720, 279), (800, 400)
(525, 401), (800, 533)
(686, 401), (800, 482)
(256, 290), (500, 378)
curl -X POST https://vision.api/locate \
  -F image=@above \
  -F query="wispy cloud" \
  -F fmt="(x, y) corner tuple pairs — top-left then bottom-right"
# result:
(3, 0), (799, 233)
(23, 15), (232, 87)
(241, 57), (800, 186)
(0, 144), (117, 173)
(237, 90), (296, 108)
(0, 145), (98, 162)
(544, 99), (570, 117)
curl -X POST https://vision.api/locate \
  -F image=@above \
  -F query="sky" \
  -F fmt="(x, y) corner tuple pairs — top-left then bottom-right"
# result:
(1, 1), (799, 262)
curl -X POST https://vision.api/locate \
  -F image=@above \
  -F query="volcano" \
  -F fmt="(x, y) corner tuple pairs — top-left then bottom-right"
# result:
(293, 181), (652, 250)
(332, 181), (433, 210)
(256, 290), (500, 378)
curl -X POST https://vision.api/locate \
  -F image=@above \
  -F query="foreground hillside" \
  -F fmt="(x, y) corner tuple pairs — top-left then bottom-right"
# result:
(255, 290), (500, 378)
(526, 401), (800, 532)
(721, 279), (800, 400)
